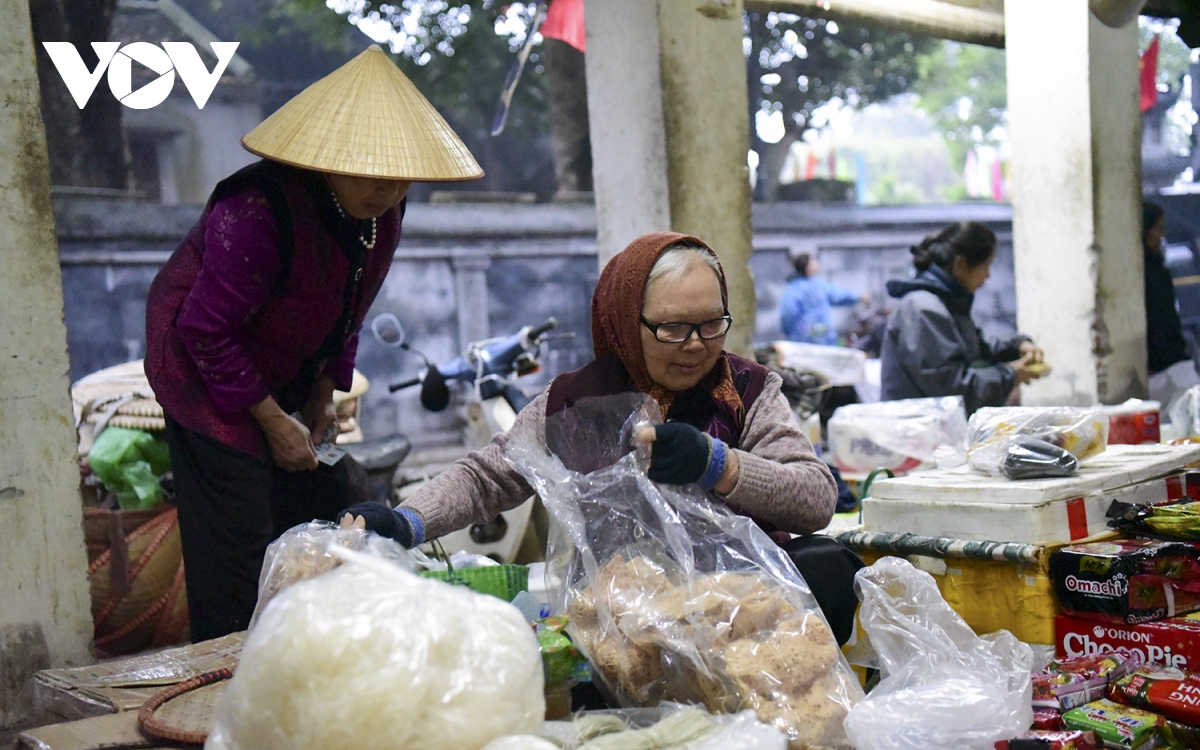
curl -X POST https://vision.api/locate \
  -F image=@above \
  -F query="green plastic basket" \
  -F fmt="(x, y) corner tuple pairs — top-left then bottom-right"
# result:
(419, 564), (529, 602)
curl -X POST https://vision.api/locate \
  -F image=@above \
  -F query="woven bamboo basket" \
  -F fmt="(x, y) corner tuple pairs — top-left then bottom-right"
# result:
(86, 504), (189, 657)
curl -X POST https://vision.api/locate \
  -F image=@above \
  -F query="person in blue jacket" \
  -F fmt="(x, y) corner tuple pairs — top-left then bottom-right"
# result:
(778, 253), (869, 345)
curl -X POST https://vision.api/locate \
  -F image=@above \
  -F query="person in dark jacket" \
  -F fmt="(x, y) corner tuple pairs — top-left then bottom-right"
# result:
(1144, 202), (1189, 373)
(880, 221), (1044, 414)
(1144, 202), (1199, 405)
(144, 46), (482, 641)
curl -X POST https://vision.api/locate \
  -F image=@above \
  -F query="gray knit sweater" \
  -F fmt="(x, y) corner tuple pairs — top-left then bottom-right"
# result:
(402, 371), (838, 540)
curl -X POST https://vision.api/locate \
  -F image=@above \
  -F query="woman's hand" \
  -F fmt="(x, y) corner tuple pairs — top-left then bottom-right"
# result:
(633, 423), (739, 492)
(1008, 352), (1039, 385)
(302, 375), (338, 446)
(249, 396), (318, 471)
(1019, 340), (1044, 364)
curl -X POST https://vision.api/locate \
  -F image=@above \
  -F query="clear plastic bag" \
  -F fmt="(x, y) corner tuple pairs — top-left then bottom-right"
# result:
(843, 557), (1034, 750)
(827, 396), (968, 475)
(207, 548), (544, 750)
(540, 703), (787, 749)
(506, 394), (863, 750)
(967, 407), (1109, 479)
(769, 341), (867, 387)
(1167, 385), (1200, 439)
(249, 520), (416, 630)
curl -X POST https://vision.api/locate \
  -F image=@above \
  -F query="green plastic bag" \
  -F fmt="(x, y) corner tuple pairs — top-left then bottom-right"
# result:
(87, 427), (172, 510)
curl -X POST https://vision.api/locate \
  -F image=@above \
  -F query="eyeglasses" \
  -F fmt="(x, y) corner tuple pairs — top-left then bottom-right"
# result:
(640, 314), (733, 343)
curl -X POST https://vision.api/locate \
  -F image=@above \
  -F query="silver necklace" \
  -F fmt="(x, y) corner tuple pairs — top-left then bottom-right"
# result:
(330, 192), (377, 251)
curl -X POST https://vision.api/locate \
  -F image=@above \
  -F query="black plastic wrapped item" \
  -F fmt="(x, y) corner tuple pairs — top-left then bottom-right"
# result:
(1001, 437), (1079, 480)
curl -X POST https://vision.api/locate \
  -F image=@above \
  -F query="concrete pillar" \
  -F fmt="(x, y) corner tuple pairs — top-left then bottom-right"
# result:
(585, 0), (756, 356)
(452, 255), (492, 348)
(0, 0), (95, 727)
(1006, 1), (1144, 405)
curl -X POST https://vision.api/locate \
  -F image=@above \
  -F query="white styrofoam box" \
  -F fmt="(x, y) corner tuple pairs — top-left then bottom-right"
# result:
(867, 444), (1200, 506)
(862, 469), (1200, 544)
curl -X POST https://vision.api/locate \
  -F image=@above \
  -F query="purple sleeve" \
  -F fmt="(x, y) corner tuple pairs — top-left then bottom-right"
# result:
(175, 191), (279, 414)
(323, 330), (357, 392)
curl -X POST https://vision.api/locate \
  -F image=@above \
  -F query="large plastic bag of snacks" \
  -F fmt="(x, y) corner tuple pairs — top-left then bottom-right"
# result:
(826, 396), (967, 475)
(505, 394), (863, 750)
(205, 548), (544, 750)
(248, 520), (416, 629)
(967, 407), (1108, 479)
(843, 557), (1034, 750)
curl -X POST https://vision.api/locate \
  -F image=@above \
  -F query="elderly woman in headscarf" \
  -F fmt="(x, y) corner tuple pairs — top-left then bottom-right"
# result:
(144, 46), (481, 642)
(346, 232), (858, 639)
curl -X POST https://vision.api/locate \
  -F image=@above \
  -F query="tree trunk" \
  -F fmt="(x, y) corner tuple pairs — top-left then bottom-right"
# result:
(27, 0), (83, 187)
(544, 38), (592, 196)
(27, 0), (130, 190)
(757, 130), (799, 202)
(746, 11), (768, 201)
(65, 0), (130, 190)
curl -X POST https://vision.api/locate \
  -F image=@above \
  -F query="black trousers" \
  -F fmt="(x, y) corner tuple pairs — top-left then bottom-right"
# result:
(163, 415), (363, 642)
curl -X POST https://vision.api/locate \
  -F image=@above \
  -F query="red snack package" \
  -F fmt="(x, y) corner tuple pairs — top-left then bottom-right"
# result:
(995, 730), (1100, 750)
(1108, 664), (1200, 726)
(1033, 709), (1066, 731)
(1034, 649), (1144, 710)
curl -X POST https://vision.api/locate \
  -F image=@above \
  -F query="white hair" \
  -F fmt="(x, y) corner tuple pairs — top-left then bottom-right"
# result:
(645, 244), (722, 298)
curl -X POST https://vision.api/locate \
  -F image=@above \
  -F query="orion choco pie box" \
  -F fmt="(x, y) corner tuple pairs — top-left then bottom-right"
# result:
(1056, 614), (1200, 671)
(1050, 540), (1200, 625)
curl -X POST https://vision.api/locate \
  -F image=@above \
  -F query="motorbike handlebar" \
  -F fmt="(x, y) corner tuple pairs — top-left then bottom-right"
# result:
(528, 317), (557, 340)
(388, 377), (422, 393)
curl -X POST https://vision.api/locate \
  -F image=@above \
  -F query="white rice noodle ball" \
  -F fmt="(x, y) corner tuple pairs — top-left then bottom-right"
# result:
(479, 736), (560, 750)
(205, 556), (544, 750)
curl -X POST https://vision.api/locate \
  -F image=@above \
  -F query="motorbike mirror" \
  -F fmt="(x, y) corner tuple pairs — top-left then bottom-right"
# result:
(419, 366), (451, 412)
(370, 313), (406, 348)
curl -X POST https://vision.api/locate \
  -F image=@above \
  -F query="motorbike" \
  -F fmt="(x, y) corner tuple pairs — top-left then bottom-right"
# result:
(369, 313), (561, 562)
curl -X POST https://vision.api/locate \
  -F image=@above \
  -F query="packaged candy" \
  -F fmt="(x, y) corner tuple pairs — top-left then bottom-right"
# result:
(1033, 650), (1144, 710)
(1050, 540), (1200, 625)
(536, 616), (587, 688)
(1107, 664), (1200, 728)
(1161, 718), (1200, 749)
(1107, 500), (1200, 543)
(995, 730), (1100, 750)
(1061, 699), (1165, 750)
(1033, 710), (1067, 731)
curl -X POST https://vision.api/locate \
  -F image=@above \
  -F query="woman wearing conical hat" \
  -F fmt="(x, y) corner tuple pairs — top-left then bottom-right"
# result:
(144, 46), (481, 642)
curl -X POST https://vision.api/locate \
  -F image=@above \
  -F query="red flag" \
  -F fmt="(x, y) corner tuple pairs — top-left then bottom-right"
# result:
(805, 149), (819, 180)
(542, 0), (586, 53)
(1140, 36), (1159, 113)
(828, 148), (837, 179)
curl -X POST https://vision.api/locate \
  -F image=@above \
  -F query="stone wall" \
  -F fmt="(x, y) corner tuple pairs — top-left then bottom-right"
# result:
(56, 197), (1015, 447)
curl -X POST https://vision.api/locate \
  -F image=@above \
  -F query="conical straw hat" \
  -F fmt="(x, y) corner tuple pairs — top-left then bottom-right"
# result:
(242, 45), (483, 181)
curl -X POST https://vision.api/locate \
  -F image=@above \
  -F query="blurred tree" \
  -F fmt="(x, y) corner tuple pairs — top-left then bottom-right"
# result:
(910, 42), (1006, 173)
(28, 0), (131, 190)
(174, 0), (363, 113)
(365, 1), (554, 197)
(185, 0), (555, 197)
(746, 11), (935, 201)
